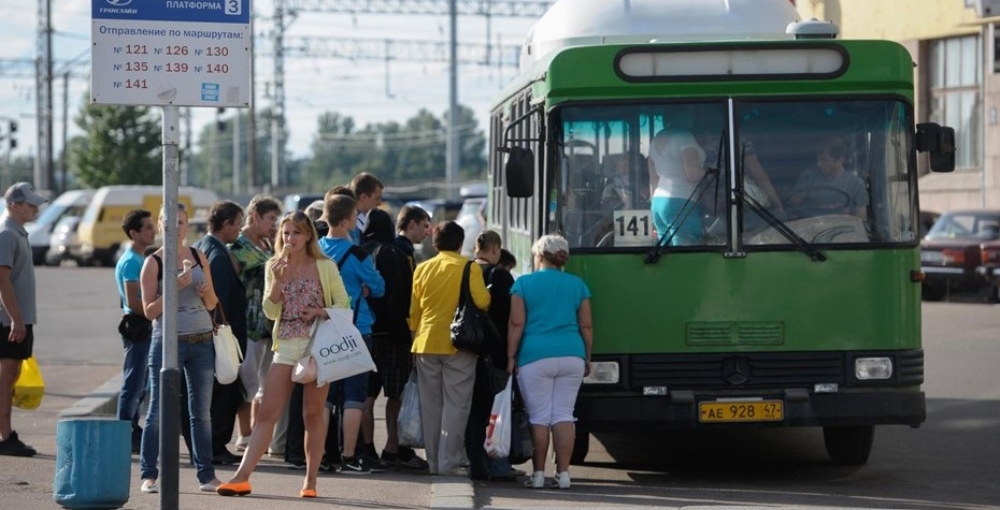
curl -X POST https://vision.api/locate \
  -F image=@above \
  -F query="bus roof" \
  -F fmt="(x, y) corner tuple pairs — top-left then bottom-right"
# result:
(520, 0), (800, 73)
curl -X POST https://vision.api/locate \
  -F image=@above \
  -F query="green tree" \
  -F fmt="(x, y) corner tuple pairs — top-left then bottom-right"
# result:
(70, 98), (161, 186)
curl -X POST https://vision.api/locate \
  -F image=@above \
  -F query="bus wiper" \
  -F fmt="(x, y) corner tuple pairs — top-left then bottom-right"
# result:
(736, 143), (826, 262)
(644, 167), (720, 265)
(645, 129), (725, 265)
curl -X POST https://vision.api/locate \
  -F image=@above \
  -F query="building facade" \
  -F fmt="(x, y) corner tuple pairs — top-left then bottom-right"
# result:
(796, 0), (998, 212)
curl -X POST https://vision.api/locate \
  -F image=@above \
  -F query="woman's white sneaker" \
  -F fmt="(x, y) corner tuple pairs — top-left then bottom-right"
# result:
(523, 470), (545, 488)
(556, 471), (571, 489)
(140, 479), (158, 494)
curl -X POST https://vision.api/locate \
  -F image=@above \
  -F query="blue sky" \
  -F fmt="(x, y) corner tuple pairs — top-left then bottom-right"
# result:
(0, 0), (542, 161)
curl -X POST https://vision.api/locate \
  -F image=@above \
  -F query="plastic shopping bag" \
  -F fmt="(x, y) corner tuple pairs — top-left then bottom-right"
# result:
(397, 371), (424, 448)
(484, 376), (512, 458)
(13, 356), (45, 410)
(312, 308), (376, 387)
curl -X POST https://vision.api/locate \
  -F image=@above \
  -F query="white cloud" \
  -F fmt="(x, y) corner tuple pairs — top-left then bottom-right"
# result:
(0, 0), (542, 181)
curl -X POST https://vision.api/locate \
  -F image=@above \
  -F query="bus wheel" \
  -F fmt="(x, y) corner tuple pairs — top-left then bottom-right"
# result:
(921, 284), (945, 301)
(823, 425), (874, 465)
(570, 424), (589, 465)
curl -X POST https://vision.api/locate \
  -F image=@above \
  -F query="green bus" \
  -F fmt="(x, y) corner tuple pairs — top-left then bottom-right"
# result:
(487, 0), (955, 465)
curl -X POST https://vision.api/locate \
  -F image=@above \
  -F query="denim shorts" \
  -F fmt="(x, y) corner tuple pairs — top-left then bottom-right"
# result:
(325, 334), (373, 410)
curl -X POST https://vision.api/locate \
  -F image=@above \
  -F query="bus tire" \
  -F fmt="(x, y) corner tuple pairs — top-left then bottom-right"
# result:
(570, 424), (589, 465)
(921, 283), (944, 301)
(823, 425), (874, 465)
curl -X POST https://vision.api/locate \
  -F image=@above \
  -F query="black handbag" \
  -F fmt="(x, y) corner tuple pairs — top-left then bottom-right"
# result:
(118, 313), (152, 342)
(450, 261), (500, 355)
(509, 379), (534, 465)
(476, 355), (510, 397)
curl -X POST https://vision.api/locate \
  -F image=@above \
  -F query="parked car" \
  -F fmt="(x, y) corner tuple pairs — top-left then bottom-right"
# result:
(456, 197), (486, 257)
(920, 209), (1000, 300)
(25, 189), (93, 265)
(45, 215), (82, 266)
(918, 210), (940, 239)
(283, 193), (324, 213)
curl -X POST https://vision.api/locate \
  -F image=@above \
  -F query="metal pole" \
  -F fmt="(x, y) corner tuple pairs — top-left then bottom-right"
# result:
(159, 105), (181, 510)
(446, 0), (458, 197)
(248, 5), (257, 193)
(60, 71), (67, 193)
(234, 111), (241, 196)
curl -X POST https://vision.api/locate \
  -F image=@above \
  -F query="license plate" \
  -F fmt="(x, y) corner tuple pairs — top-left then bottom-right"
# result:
(921, 251), (943, 263)
(699, 400), (784, 423)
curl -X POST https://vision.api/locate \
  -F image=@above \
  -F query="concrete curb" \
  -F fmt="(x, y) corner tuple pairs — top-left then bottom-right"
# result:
(60, 372), (121, 418)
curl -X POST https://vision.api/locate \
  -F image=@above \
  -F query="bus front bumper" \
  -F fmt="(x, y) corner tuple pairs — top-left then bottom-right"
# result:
(575, 389), (926, 430)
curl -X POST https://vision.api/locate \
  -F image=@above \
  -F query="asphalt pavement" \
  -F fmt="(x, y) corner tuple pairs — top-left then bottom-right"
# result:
(0, 362), (471, 510)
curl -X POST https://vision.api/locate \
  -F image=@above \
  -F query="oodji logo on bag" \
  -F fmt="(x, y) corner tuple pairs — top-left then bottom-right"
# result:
(318, 335), (359, 358)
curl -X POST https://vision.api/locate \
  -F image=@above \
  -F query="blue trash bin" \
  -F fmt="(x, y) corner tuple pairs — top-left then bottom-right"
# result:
(53, 419), (130, 510)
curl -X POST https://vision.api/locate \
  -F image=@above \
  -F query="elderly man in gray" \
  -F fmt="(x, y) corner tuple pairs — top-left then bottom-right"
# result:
(0, 182), (47, 457)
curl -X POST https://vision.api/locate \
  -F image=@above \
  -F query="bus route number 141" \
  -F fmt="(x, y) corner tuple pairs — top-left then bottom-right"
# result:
(613, 210), (653, 247)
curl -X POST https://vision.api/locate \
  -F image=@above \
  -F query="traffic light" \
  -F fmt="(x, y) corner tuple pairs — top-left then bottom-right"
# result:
(9, 121), (16, 149)
(216, 108), (226, 132)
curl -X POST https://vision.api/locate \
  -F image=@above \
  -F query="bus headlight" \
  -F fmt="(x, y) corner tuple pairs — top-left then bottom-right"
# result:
(855, 357), (893, 380)
(583, 361), (619, 384)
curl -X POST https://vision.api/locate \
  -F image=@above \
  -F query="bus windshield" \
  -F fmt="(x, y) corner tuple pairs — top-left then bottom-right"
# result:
(551, 98), (918, 250)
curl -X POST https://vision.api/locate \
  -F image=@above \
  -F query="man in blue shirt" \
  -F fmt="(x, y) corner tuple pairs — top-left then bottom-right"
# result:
(319, 194), (385, 474)
(115, 209), (156, 454)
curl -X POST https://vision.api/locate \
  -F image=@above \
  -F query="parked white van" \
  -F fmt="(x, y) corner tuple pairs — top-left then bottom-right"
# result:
(75, 186), (217, 266)
(25, 189), (94, 265)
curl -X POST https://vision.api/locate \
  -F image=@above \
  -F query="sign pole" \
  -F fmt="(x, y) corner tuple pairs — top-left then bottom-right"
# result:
(160, 104), (181, 510)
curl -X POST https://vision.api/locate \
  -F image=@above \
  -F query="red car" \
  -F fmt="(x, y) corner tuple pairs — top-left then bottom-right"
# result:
(920, 210), (1000, 300)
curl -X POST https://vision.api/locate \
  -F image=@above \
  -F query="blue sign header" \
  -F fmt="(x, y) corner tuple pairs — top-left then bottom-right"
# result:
(92, 0), (250, 24)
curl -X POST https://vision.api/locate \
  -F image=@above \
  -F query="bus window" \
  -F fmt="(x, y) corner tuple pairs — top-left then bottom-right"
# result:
(553, 102), (727, 249)
(740, 99), (916, 246)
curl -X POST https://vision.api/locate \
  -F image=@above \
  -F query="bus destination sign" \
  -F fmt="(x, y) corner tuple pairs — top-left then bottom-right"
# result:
(91, 0), (251, 108)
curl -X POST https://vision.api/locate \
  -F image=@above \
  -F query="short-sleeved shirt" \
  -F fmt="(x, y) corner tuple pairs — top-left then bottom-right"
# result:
(0, 216), (36, 325)
(792, 168), (868, 212)
(512, 268), (591, 367)
(230, 234), (273, 340)
(115, 246), (144, 315)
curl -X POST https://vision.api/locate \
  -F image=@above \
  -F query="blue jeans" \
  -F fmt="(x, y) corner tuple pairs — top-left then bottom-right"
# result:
(140, 333), (217, 484)
(117, 335), (150, 441)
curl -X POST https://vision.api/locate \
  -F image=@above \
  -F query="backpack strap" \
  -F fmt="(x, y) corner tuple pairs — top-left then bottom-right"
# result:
(334, 246), (366, 324)
(152, 247), (202, 282)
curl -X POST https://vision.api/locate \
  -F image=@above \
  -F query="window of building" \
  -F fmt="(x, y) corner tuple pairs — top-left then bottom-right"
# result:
(928, 35), (981, 170)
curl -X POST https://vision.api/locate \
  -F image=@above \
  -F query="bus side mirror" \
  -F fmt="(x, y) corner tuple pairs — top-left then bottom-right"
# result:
(504, 146), (535, 198)
(916, 123), (956, 173)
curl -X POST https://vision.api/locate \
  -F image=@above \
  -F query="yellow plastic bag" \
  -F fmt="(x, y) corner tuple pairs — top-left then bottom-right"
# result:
(12, 357), (44, 410)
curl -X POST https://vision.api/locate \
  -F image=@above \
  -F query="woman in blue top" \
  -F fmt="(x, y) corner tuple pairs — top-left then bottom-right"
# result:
(506, 234), (593, 490)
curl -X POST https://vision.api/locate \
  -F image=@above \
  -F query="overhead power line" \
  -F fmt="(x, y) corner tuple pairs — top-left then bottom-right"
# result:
(286, 0), (552, 17)
(271, 35), (520, 67)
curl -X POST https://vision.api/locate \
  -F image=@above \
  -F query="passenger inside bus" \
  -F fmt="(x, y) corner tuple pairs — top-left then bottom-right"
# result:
(787, 137), (868, 220)
(647, 127), (706, 245)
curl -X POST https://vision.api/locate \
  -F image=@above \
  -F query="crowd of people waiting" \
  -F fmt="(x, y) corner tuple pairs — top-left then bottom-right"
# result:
(0, 173), (595, 498)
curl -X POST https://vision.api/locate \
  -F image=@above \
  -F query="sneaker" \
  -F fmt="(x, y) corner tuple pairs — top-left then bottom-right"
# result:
(360, 452), (390, 473)
(199, 479), (222, 492)
(0, 431), (36, 457)
(140, 479), (158, 494)
(340, 456), (371, 475)
(554, 471), (571, 489)
(285, 459), (306, 470)
(393, 446), (429, 471)
(234, 436), (249, 452)
(319, 459), (341, 473)
(523, 470), (544, 489)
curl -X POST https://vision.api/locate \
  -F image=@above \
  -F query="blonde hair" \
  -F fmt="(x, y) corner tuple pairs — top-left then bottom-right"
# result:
(271, 211), (325, 262)
(531, 234), (570, 267)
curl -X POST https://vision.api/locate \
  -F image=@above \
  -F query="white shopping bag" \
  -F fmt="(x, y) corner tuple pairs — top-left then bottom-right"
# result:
(312, 308), (376, 387)
(213, 324), (243, 385)
(397, 370), (424, 448)
(484, 376), (512, 458)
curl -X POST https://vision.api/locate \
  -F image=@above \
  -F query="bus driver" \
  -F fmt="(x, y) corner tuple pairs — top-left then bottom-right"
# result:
(788, 137), (868, 219)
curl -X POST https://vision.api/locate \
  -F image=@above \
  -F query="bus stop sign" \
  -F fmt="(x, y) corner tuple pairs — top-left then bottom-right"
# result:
(91, 0), (251, 107)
